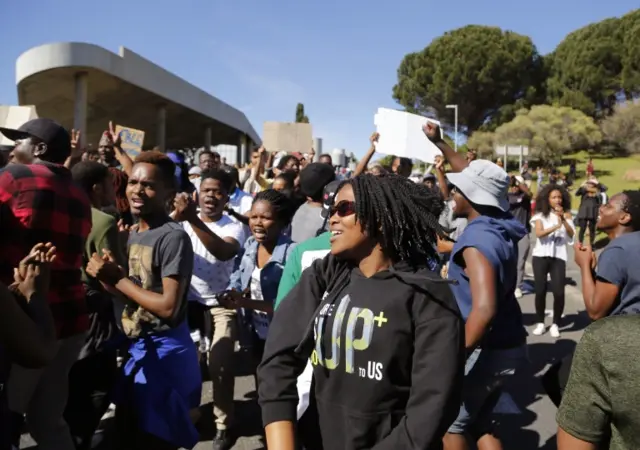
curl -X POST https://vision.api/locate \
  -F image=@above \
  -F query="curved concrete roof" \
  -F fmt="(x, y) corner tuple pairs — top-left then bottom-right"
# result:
(16, 42), (260, 147)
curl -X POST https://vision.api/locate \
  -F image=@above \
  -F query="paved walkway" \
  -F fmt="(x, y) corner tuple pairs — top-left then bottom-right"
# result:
(21, 243), (590, 450)
(498, 243), (589, 450)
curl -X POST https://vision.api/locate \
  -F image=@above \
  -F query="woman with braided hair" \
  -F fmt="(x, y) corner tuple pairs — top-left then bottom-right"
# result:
(258, 173), (465, 450)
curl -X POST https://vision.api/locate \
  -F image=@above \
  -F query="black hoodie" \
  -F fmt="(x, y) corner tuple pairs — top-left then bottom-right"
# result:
(258, 254), (465, 450)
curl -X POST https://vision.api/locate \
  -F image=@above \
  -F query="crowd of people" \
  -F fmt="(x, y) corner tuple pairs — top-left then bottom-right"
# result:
(0, 116), (638, 450)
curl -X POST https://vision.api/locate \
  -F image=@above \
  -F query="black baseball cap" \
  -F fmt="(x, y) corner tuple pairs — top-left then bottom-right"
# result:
(299, 162), (336, 200)
(0, 118), (71, 157)
(321, 180), (342, 219)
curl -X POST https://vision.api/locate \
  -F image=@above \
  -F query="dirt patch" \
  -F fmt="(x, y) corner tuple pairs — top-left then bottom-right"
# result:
(623, 169), (640, 182)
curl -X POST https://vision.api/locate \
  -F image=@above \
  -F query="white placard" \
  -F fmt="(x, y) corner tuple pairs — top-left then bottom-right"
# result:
(374, 108), (443, 163)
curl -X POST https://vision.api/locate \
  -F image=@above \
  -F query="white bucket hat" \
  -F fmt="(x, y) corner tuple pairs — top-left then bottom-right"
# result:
(446, 160), (510, 211)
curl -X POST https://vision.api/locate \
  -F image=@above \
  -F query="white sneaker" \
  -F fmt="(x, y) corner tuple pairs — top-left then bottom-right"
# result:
(515, 288), (523, 299)
(549, 324), (561, 338)
(532, 323), (546, 336)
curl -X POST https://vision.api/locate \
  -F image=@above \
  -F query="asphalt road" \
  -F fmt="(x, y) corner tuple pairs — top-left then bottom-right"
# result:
(21, 244), (589, 450)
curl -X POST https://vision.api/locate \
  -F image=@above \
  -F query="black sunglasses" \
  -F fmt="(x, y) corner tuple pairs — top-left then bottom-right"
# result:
(329, 200), (356, 218)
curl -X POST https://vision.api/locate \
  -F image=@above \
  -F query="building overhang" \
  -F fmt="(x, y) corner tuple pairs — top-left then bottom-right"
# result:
(15, 42), (261, 149)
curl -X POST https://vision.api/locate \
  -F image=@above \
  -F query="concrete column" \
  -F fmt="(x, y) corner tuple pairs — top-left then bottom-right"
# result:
(313, 137), (323, 162)
(204, 126), (212, 151)
(235, 134), (243, 166)
(73, 72), (88, 147)
(156, 105), (167, 152)
(242, 138), (252, 166)
(237, 134), (249, 167)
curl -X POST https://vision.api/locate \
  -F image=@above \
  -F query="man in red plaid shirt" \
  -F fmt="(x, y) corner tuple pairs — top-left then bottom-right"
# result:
(0, 118), (92, 450)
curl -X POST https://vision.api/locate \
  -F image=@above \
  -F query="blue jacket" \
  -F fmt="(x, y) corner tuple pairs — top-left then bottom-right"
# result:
(228, 235), (296, 303)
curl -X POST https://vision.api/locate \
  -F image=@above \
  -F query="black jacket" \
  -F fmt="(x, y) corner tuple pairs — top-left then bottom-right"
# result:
(258, 254), (465, 450)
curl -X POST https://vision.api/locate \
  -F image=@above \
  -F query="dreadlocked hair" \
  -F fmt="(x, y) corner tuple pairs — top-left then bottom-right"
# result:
(621, 190), (640, 231)
(253, 189), (296, 226)
(344, 173), (448, 268)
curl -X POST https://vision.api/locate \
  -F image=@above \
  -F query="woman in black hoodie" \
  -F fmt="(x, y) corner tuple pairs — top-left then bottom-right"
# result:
(258, 173), (465, 450)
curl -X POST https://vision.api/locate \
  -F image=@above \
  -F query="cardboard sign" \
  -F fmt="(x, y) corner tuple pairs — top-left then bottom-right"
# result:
(374, 108), (443, 164)
(0, 105), (39, 145)
(263, 122), (312, 153)
(115, 125), (145, 158)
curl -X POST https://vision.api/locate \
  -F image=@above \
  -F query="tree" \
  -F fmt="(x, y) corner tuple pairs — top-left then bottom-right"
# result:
(546, 9), (640, 118)
(466, 131), (496, 158)
(295, 103), (309, 123)
(492, 105), (602, 162)
(620, 9), (640, 95)
(601, 101), (640, 155)
(375, 155), (395, 169)
(393, 25), (544, 133)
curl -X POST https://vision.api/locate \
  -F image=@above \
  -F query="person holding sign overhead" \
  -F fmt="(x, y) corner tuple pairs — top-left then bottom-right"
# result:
(353, 132), (413, 178)
(98, 122), (134, 176)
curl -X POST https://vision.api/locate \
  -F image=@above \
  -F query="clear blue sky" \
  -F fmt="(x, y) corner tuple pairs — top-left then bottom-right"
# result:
(0, 0), (636, 157)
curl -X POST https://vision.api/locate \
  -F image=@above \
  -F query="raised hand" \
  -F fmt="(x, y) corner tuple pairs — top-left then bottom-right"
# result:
(12, 243), (56, 301)
(172, 192), (198, 222)
(369, 132), (380, 146)
(70, 129), (82, 152)
(422, 122), (443, 144)
(106, 121), (122, 148)
(18, 243), (56, 280)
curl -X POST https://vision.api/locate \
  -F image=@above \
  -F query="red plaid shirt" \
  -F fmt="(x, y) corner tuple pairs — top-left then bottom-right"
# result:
(0, 163), (92, 338)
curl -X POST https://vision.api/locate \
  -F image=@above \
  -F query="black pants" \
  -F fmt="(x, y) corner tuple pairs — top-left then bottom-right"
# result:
(111, 376), (179, 450)
(532, 256), (566, 324)
(578, 219), (597, 245)
(64, 349), (119, 450)
(252, 334), (266, 393)
(297, 380), (324, 450)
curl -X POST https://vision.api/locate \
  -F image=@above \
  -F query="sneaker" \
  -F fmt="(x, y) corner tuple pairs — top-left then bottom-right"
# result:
(515, 288), (523, 299)
(212, 429), (232, 450)
(532, 323), (546, 336)
(549, 324), (561, 338)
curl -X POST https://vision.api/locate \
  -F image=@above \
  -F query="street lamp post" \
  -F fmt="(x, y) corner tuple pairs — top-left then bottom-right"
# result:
(446, 104), (458, 152)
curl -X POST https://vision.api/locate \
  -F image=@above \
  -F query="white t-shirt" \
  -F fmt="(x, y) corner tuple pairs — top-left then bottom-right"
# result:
(530, 212), (575, 261)
(296, 249), (330, 420)
(228, 188), (253, 244)
(229, 188), (253, 216)
(183, 215), (244, 306)
(250, 267), (270, 340)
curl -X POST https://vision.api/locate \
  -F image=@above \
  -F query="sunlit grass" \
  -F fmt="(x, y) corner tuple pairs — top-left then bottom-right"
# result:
(519, 151), (640, 209)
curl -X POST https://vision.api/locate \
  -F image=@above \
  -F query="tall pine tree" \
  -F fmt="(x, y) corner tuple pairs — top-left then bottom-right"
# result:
(295, 103), (310, 123)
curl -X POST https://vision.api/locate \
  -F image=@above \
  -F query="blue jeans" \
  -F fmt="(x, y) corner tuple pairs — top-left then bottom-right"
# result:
(448, 345), (527, 435)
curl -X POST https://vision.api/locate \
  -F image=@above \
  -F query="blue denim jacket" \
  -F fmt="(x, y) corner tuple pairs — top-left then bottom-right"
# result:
(227, 234), (296, 303)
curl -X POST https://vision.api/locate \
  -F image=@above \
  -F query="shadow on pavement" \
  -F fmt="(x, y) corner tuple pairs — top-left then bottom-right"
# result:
(521, 311), (590, 333)
(194, 347), (264, 447)
(497, 338), (577, 450)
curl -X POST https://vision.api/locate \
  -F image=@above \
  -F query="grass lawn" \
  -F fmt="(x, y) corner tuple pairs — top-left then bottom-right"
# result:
(518, 151), (640, 210)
